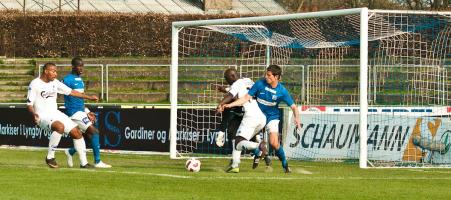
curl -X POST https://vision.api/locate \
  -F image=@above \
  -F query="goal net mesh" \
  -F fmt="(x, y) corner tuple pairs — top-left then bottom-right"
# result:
(174, 11), (451, 167)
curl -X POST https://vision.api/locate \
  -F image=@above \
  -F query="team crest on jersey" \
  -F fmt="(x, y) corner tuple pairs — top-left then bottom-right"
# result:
(40, 91), (55, 99)
(272, 95), (277, 100)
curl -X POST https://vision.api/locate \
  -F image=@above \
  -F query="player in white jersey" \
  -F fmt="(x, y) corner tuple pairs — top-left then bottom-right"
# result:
(216, 68), (267, 173)
(26, 63), (98, 168)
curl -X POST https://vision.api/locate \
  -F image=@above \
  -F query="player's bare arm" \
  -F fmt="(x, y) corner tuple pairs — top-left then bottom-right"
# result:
(70, 90), (98, 101)
(216, 93), (235, 113)
(26, 105), (39, 125)
(223, 94), (251, 109)
(290, 104), (301, 129)
(87, 111), (96, 122)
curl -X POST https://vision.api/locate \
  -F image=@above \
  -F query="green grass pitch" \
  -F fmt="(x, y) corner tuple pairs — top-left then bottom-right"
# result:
(1, 148), (451, 200)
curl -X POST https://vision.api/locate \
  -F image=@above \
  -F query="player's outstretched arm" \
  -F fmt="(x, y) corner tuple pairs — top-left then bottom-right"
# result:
(224, 94), (251, 109)
(216, 93), (234, 113)
(70, 90), (99, 101)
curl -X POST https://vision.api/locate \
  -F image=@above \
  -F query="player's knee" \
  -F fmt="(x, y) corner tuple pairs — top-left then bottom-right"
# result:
(86, 126), (99, 135)
(234, 136), (246, 147)
(69, 127), (83, 139)
(270, 140), (279, 150)
(51, 121), (64, 133)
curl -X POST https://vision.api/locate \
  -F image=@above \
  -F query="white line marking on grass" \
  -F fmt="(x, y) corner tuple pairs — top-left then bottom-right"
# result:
(199, 176), (451, 180)
(408, 169), (451, 174)
(430, 171), (451, 174)
(295, 168), (314, 174)
(4, 165), (451, 180)
(9, 165), (192, 179)
(58, 168), (192, 179)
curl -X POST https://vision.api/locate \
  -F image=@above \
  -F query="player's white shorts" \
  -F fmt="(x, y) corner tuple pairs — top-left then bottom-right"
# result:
(70, 111), (93, 133)
(266, 119), (280, 134)
(236, 111), (266, 141)
(38, 110), (77, 134)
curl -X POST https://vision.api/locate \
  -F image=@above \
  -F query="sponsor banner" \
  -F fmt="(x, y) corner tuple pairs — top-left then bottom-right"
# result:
(285, 106), (451, 163)
(0, 107), (170, 152)
(176, 109), (230, 154)
(0, 108), (57, 147)
(300, 105), (449, 115)
(98, 108), (170, 152)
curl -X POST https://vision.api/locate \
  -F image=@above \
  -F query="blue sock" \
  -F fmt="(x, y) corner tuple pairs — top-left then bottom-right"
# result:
(91, 133), (101, 164)
(68, 147), (76, 156)
(275, 147), (287, 168)
(253, 148), (260, 157)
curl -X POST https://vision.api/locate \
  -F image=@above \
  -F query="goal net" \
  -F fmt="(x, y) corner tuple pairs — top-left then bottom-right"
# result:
(170, 8), (451, 168)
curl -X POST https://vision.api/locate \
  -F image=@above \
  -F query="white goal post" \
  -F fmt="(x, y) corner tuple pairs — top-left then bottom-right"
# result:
(170, 8), (451, 168)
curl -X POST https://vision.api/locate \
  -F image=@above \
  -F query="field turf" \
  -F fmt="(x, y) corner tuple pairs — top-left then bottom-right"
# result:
(1, 148), (450, 200)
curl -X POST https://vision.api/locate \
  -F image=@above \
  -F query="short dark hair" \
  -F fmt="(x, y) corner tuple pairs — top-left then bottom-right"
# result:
(267, 64), (282, 78)
(42, 62), (56, 72)
(224, 68), (237, 77)
(71, 57), (83, 67)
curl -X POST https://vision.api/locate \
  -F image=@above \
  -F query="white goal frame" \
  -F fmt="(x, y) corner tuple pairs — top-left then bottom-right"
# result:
(170, 8), (369, 167)
(170, 8), (451, 168)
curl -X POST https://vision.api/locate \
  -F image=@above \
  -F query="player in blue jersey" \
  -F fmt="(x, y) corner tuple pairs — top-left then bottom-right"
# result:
(224, 65), (301, 173)
(62, 57), (111, 168)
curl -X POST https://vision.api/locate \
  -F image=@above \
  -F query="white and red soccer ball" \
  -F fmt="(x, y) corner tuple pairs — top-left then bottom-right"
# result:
(185, 158), (201, 172)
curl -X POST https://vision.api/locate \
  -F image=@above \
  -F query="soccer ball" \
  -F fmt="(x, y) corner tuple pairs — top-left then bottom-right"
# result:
(185, 158), (201, 172)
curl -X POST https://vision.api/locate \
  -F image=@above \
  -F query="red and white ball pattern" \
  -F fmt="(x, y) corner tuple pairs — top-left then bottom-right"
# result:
(185, 158), (201, 172)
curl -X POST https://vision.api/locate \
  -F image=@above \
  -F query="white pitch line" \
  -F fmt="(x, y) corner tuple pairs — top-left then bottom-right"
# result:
(6, 165), (192, 179)
(3, 165), (451, 180)
(66, 168), (451, 180)
(57, 168), (192, 179)
(408, 169), (451, 174)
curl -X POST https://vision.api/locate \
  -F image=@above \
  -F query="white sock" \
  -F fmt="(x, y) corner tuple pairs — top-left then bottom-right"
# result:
(47, 131), (62, 159)
(73, 138), (88, 166)
(231, 149), (241, 168)
(231, 139), (241, 168)
(236, 140), (258, 151)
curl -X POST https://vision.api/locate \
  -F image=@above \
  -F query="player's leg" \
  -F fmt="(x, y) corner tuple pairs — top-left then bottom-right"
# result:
(67, 111), (111, 168)
(44, 119), (64, 168)
(250, 131), (272, 168)
(226, 114), (242, 151)
(215, 108), (233, 147)
(267, 120), (290, 173)
(65, 111), (88, 167)
(68, 127), (91, 168)
(226, 116), (257, 172)
(224, 113), (243, 172)
(227, 116), (267, 173)
(57, 111), (90, 168)
(235, 115), (267, 156)
(85, 126), (111, 168)
(216, 107), (243, 147)
(250, 115), (268, 169)
(226, 139), (241, 173)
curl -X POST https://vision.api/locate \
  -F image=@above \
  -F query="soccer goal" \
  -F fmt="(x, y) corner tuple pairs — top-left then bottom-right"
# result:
(170, 8), (451, 168)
